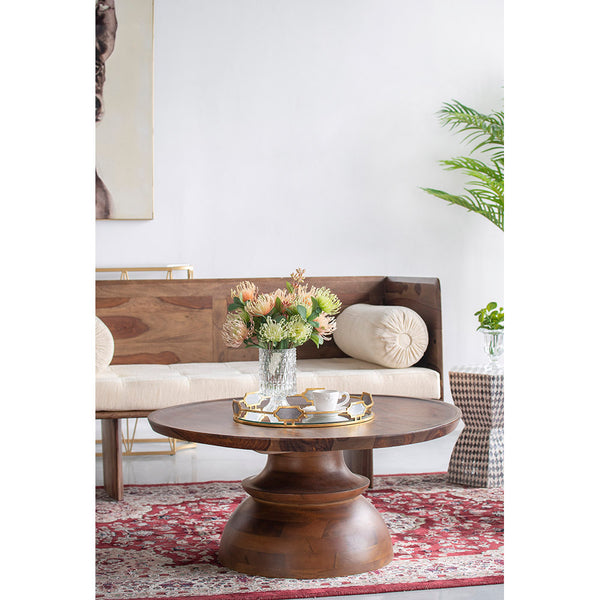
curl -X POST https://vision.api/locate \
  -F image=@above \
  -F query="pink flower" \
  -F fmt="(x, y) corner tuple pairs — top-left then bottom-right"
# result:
(290, 268), (306, 288)
(231, 281), (258, 303)
(246, 293), (277, 317)
(222, 313), (251, 348)
(273, 289), (294, 310)
(313, 313), (337, 340)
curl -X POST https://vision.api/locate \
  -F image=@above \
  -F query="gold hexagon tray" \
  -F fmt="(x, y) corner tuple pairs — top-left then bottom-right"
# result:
(232, 388), (374, 428)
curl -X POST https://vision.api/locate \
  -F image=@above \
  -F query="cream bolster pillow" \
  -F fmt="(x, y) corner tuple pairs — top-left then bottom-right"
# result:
(96, 316), (115, 371)
(333, 304), (428, 369)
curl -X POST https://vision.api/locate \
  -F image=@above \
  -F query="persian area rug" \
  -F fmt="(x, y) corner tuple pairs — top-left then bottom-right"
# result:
(96, 473), (503, 600)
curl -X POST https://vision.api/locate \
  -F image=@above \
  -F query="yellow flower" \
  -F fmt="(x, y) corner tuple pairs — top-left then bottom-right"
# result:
(247, 293), (277, 317)
(259, 317), (287, 344)
(285, 315), (312, 346)
(231, 281), (258, 303)
(313, 287), (342, 315)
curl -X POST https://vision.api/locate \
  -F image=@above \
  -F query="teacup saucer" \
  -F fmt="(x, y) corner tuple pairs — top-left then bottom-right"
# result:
(304, 413), (344, 424)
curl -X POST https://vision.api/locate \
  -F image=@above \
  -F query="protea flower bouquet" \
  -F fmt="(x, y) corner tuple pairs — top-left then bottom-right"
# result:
(222, 269), (342, 406)
(222, 268), (341, 350)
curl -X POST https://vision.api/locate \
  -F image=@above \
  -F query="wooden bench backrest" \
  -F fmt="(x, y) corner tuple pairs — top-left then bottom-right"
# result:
(96, 276), (443, 393)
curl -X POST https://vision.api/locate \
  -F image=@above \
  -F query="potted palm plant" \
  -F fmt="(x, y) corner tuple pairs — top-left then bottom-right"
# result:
(422, 99), (503, 231)
(423, 99), (504, 366)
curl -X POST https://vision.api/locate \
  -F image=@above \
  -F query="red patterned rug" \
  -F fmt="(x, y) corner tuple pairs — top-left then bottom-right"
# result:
(96, 473), (503, 599)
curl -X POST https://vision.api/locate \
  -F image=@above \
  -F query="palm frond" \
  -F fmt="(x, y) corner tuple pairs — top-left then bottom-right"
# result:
(421, 186), (504, 230)
(422, 97), (504, 231)
(466, 184), (503, 202)
(440, 157), (502, 181)
(438, 100), (504, 153)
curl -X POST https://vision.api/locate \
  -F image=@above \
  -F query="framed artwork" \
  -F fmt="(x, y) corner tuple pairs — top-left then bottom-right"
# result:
(96, 0), (154, 220)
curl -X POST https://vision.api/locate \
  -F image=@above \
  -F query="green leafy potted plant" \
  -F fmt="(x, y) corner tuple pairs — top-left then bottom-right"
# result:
(422, 100), (504, 231)
(474, 302), (504, 365)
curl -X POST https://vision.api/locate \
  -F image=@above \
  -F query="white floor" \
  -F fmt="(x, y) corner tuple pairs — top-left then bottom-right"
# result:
(96, 419), (503, 600)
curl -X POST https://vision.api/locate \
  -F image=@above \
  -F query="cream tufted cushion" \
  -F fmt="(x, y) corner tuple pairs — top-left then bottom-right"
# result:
(333, 304), (429, 369)
(95, 358), (440, 411)
(96, 317), (115, 371)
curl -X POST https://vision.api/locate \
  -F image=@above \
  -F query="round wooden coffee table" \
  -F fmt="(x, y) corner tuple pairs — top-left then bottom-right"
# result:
(149, 395), (461, 579)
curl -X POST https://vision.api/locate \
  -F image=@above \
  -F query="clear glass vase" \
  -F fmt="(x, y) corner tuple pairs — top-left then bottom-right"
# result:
(481, 330), (504, 368)
(259, 347), (297, 409)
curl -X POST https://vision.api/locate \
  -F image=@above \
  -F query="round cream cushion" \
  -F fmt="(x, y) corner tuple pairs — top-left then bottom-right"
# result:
(96, 316), (115, 371)
(333, 304), (429, 369)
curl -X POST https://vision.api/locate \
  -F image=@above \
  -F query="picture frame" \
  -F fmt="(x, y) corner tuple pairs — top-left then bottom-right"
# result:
(96, 0), (154, 220)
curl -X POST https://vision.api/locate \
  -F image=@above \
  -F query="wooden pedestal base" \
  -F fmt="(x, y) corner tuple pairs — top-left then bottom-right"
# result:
(218, 451), (393, 579)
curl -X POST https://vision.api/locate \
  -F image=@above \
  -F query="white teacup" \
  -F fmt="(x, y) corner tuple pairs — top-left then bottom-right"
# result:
(309, 389), (351, 412)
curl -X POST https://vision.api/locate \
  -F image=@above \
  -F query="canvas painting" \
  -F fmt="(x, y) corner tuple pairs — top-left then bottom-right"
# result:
(96, 0), (154, 220)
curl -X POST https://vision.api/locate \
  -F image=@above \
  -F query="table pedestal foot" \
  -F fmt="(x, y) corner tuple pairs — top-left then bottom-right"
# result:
(218, 451), (393, 578)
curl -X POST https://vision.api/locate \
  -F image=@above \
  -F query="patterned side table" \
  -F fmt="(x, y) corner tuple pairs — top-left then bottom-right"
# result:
(448, 366), (504, 487)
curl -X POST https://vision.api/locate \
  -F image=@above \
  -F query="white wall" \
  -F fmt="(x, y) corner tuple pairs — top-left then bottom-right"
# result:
(96, 0), (504, 378)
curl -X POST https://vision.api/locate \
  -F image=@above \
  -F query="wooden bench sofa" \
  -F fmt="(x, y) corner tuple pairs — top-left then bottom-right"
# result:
(96, 275), (444, 499)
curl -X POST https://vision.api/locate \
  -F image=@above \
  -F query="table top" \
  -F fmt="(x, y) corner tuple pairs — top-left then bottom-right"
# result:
(450, 364), (504, 376)
(149, 395), (462, 453)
